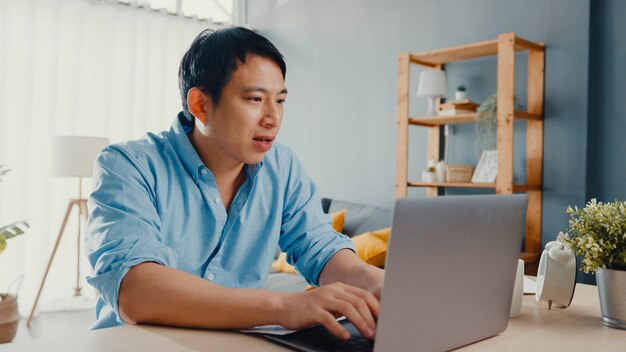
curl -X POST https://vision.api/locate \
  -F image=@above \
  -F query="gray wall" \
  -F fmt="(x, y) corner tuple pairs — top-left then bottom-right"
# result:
(248, 0), (612, 281)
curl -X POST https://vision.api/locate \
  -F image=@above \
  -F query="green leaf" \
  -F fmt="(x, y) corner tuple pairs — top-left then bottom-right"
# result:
(0, 221), (29, 240)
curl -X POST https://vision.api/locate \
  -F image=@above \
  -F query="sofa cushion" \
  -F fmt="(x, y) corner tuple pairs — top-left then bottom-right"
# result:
(348, 227), (390, 267)
(331, 208), (347, 234)
(273, 226), (391, 273)
(323, 198), (393, 237)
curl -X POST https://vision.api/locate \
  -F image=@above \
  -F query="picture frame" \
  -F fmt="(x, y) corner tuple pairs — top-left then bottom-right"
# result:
(472, 150), (498, 183)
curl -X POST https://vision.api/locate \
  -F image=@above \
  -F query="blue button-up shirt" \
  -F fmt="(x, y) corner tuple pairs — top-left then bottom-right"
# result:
(85, 113), (354, 329)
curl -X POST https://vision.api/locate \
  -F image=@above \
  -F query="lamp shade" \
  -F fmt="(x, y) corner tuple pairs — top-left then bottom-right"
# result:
(53, 136), (109, 177)
(416, 70), (448, 97)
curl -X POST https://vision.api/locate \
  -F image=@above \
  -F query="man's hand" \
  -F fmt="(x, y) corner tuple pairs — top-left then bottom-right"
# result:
(372, 284), (383, 300)
(277, 282), (379, 340)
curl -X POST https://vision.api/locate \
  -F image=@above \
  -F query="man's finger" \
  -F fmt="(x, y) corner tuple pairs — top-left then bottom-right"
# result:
(326, 299), (374, 339)
(317, 311), (351, 340)
(343, 284), (381, 318)
(334, 291), (376, 332)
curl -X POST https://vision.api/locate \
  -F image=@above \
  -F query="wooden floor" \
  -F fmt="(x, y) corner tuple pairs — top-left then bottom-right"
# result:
(11, 308), (96, 343)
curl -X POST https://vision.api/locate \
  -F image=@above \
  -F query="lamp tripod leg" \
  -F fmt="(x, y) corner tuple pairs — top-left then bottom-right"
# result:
(75, 200), (88, 296)
(27, 201), (76, 328)
(75, 207), (82, 297)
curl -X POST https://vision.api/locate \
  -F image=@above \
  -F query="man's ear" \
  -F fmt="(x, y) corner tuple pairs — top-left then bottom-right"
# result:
(187, 87), (213, 125)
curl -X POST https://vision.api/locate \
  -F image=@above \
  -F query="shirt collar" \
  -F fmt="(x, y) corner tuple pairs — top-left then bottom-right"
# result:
(168, 112), (264, 181)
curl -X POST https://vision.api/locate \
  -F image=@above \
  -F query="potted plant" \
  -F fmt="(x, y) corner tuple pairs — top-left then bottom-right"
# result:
(474, 94), (524, 156)
(0, 165), (29, 343)
(454, 85), (467, 101)
(557, 199), (626, 330)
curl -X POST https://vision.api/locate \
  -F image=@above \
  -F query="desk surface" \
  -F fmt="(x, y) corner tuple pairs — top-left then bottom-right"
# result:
(2, 283), (625, 352)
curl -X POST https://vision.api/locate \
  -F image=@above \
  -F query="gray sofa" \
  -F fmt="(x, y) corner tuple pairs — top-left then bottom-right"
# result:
(263, 198), (393, 292)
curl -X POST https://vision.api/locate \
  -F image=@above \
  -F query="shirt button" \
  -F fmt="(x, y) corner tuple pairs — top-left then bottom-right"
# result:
(207, 273), (215, 281)
(214, 197), (221, 204)
(200, 168), (208, 175)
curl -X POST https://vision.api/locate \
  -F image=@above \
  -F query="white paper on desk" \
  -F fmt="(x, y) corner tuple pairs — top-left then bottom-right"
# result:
(239, 316), (347, 336)
(238, 325), (297, 335)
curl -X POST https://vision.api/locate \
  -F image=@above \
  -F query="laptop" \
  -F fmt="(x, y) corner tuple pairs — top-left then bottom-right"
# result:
(262, 194), (528, 352)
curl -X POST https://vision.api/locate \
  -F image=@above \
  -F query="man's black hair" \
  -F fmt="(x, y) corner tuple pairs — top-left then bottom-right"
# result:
(178, 27), (287, 120)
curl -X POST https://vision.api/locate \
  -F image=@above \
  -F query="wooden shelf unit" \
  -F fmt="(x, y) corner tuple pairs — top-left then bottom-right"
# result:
(408, 111), (542, 127)
(396, 33), (545, 272)
(406, 182), (542, 192)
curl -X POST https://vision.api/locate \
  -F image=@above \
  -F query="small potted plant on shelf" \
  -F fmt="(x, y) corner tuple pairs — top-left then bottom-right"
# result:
(454, 85), (467, 101)
(557, 199), (626, 330)
(0, 165), (29, 343)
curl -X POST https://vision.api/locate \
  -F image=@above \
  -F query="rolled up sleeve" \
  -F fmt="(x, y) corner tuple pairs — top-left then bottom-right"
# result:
(278, 152), (355, 286)
(85, 146), (177, 324)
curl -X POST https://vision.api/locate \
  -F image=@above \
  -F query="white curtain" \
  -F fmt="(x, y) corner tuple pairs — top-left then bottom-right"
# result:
(0, 0), (211, 315)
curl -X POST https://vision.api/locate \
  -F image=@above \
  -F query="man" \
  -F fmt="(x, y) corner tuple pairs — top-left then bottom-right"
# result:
(85, 27), (384, 341)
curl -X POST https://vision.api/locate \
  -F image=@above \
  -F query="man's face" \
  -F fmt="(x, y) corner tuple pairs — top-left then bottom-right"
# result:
(202, 54), (287, 165)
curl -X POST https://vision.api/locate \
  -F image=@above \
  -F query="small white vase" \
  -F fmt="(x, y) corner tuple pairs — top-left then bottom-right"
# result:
(422, 171), (436, 183)
(436, 160), (446, 183)
(455, 91), (467, 101)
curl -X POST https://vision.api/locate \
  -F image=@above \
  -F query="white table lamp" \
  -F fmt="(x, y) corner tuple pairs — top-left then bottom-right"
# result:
(417, 69), (448, 116)
(28, 136), (109, 327)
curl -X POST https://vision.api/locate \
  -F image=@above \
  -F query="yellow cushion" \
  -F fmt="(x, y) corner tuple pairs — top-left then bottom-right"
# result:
(351, 227), (390, 268)
(272, 252), (297, 274)
(330, 208), (347, 233)
(272, 224), (391, 274)
(271, 209), (347, 274)
(370, 227), (390, 242)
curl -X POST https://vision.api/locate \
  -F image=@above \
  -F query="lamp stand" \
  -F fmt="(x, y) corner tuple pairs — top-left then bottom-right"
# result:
(426, 96), (438, 116)
(27, 178), (88, 327)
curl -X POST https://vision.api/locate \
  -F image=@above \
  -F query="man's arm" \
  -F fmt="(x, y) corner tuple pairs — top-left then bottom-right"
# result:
(118, 262), (281, 328)
(319, 249), (385, 298)
(119, 262), (379, 340)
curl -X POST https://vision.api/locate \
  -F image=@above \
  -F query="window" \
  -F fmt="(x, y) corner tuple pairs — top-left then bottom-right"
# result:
(104, 0), (235, 24)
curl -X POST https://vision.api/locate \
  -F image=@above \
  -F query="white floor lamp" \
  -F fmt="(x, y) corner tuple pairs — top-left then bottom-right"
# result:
(27, 136), (109, 327)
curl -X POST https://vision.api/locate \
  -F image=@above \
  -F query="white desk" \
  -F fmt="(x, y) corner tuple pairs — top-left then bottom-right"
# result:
(2, 283), (625, 352)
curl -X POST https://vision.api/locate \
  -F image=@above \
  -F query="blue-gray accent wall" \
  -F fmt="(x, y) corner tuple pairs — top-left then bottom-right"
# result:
(587, 0), (626, 203)
(248, 0), (624, 283)
(581, 0), (626, 284)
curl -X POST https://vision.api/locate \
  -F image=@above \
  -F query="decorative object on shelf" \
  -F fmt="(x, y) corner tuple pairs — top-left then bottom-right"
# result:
(445, 164), (473, 183)
(558, 199), (626, 329)
(27, 136), (109, 327)
(535, 240), (576, 310)
(471, 150), (498, 183)
(417, 69), (447, 116)
(455, 85), (467, 101)
(474, 94), (525, 155)
(437, 99), (479, 116)
(421, 167), (437, 183)
(0, 166), (29, 343)
(435, 160), (446, 182)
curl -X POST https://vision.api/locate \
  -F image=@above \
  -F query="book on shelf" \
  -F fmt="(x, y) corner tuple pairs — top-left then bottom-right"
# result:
(438, 109), (476, 116)
(438, 99), (478, 116)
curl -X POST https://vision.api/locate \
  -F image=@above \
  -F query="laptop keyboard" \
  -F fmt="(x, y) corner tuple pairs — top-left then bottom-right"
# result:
(310, 335), (374, 352)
